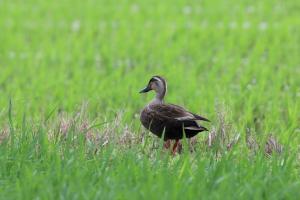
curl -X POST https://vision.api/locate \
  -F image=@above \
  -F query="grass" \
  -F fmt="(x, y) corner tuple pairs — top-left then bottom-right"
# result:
(0, 0), (300, 199)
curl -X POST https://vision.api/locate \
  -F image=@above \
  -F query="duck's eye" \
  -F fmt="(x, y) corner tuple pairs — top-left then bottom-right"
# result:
(149, 81), (157, 90)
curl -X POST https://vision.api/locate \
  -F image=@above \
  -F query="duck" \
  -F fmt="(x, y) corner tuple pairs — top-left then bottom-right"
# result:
(139, 75), (209, 154)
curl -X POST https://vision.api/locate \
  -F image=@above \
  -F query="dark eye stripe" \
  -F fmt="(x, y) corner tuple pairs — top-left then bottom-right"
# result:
(150, 77), (161, 83)
(150, 78), (157, 82)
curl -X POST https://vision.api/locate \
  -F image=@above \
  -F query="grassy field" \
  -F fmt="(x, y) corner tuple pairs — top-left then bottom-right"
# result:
(0, 0), (300, 199)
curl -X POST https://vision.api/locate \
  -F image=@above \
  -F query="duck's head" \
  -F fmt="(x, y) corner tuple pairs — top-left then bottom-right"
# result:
(139, 76), (167, 100)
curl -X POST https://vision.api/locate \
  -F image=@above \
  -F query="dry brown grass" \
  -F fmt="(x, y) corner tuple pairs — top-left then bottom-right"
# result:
(265, 134), (283, 156)
(0, 127), (9, 144)
(204, 103), (241, 157)
(1, 103), (284, 158)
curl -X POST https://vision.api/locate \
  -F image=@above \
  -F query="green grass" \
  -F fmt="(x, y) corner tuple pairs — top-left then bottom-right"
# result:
(0, 0), (300, 199)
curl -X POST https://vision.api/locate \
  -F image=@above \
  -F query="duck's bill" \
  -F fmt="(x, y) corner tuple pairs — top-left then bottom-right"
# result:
(139, 86), (151, 93)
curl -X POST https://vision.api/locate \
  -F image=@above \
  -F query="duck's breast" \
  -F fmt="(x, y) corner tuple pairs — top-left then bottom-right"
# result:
(140, 107), (150, 129)
(140, 107), (165, 137)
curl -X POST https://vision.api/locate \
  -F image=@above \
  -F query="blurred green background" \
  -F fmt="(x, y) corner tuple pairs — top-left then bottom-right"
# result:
(1, 0), (299, 127)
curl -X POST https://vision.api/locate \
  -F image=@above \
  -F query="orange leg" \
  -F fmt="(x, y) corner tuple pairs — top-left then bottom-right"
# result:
(172, 139), (180, 155)
(164, 140), (171, 149)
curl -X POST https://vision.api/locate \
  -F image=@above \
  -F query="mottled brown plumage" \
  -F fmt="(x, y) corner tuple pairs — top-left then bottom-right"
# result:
(139, 76), (209, 153)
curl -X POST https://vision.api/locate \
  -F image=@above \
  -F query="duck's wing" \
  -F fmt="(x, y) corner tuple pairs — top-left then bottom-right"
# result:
(149, 104), (209, 125)
(148, 103), (209, 133)
(168, 104), (210, 122)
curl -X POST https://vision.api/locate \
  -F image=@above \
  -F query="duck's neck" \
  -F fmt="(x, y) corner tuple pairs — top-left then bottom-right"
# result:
(150, 97), (163, 105)
(150, 92), (165, 105)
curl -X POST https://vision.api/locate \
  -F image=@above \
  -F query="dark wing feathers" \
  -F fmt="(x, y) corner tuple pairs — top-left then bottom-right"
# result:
(149, 104), (209, 127)
(149, 104), (191, 119)
(185, 126), (208, 131)
(164, 104), (210, 122)
(191, 113), (210, 122)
